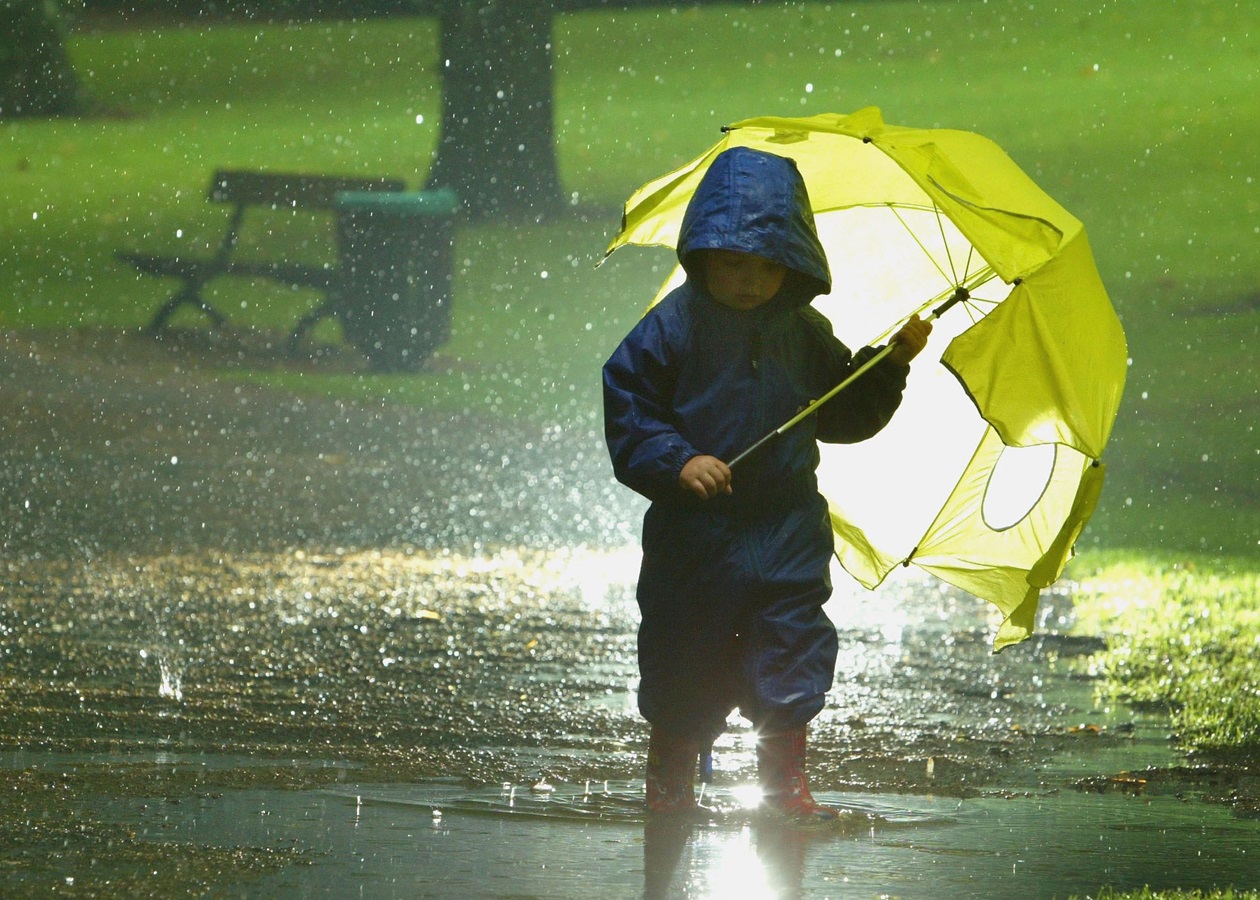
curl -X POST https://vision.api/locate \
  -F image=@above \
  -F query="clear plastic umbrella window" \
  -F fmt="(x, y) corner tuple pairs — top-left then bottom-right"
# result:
(605, 109), (1127, 650)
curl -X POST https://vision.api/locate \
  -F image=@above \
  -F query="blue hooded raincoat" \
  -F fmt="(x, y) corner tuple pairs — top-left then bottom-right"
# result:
(603, 147), (908, 739)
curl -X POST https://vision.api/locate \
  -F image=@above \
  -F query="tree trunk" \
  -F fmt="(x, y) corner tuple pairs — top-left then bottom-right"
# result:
(425, 1), (563, 220)
(0, 0), (80, 118)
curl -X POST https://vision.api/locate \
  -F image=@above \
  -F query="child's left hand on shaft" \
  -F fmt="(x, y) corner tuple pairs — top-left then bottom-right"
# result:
(888, 314), (932, 367)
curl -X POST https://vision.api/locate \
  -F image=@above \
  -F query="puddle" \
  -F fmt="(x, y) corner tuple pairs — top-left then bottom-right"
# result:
(60, 779), (1260, 898)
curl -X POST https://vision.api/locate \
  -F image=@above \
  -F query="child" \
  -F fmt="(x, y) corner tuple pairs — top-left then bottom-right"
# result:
(603, 146), (930, 822)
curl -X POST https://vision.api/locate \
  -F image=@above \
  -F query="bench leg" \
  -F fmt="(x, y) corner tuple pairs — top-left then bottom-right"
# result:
(148, 284), (230, 335)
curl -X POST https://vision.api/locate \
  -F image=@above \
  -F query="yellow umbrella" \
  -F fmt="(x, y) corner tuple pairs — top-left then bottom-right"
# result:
(604, 108), (1127, 650)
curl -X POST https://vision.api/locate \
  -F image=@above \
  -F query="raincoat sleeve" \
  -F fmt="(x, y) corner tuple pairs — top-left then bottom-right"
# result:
(798, 307), (907, 444)
(603, 307), (701, 503)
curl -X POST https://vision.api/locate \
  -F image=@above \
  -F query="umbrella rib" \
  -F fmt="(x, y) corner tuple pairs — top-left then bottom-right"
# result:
(967, 299), (998, 325)
(933, 204), (961, 285)
(961, 243), (977, 284)
(959, 271), (999, 324)
(889, 204), (955, 290)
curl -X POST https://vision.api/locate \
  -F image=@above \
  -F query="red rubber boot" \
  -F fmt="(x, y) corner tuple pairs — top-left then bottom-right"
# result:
(645, 726), (700, 815)
(756, 727), (841, 825)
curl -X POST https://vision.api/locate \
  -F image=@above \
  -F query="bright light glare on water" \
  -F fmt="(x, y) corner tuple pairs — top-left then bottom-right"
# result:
(707, 826), (776, 897)
(563, 546), (642, 608)
(727, 783), (765, 810)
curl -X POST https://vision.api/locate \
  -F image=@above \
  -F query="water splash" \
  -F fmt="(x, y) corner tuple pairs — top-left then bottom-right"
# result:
(158, 653), (184, 702)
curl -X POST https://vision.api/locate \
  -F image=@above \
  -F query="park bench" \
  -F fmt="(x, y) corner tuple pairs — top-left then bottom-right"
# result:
(115, 169), (456, 370)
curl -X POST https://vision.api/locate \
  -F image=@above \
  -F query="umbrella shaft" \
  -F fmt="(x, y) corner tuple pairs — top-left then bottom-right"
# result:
(726, 297), (958, 471)
(727, 343), (897, 470)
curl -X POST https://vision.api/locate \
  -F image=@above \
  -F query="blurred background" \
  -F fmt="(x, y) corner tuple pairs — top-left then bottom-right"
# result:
(4, 0), (1256, 557)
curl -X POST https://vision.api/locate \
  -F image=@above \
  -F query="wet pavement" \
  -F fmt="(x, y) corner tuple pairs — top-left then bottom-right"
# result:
(2, 329), (1259, 897)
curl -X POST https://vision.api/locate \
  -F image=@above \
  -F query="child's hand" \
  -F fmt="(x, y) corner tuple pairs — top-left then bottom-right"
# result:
(679, 455), (732, 500)
(888, 314), (933, 367)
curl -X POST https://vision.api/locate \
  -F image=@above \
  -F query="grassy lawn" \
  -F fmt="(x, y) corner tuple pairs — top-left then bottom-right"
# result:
(1070, 553), (1260, 754)
(2, 2), (1258, 752)
(1079, 889), (1260, 900)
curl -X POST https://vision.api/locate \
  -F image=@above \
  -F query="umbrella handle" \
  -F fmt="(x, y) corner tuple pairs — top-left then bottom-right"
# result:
(726, 287), (969, 470)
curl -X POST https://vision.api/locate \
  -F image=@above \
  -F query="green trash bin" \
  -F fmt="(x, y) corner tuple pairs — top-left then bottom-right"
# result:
(333, 188), (459, 372)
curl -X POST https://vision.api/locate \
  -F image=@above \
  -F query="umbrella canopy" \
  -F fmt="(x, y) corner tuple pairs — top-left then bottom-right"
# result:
(604, 108), (1127, 650)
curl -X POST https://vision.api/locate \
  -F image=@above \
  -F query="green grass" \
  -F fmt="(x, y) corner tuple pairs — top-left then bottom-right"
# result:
(1071, 554), (1260, 754)
(2, 0), (1258, 557)
(1077, 889), (1260, 900)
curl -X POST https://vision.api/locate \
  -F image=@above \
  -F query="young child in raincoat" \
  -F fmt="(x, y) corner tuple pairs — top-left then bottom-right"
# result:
(602, 146), (931, 822)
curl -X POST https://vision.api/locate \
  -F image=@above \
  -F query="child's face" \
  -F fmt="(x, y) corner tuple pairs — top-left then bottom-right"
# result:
(699, 250), (787, 310)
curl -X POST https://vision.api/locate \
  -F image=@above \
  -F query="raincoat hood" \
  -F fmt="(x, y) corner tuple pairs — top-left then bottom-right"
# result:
(677, 147), (831, 303)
